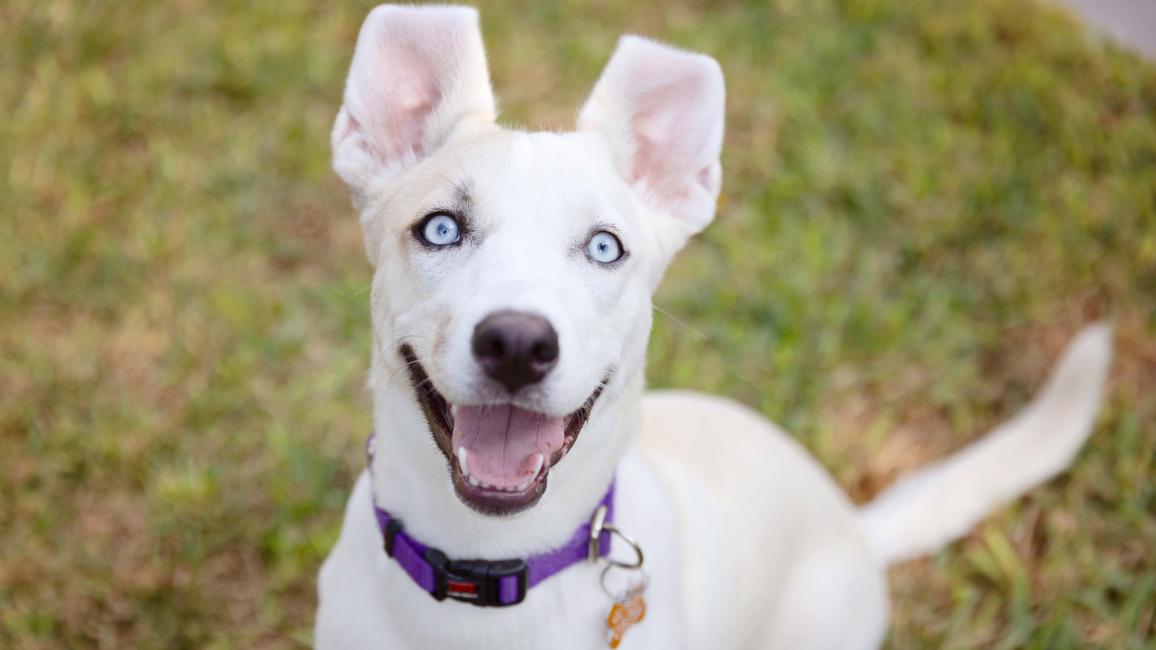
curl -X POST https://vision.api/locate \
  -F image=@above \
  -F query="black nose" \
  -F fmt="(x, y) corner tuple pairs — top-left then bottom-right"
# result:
(471, 311), (559, 393)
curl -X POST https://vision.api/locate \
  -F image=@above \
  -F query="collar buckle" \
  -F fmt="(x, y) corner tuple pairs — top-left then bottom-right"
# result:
(424, 548), (529, 607)
(382, 518), (403, 557)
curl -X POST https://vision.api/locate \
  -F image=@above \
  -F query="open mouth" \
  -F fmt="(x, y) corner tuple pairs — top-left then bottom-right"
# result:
(399, 345), (608, 516)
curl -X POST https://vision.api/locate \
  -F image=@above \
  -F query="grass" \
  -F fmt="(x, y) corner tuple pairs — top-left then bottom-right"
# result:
(1, 0), (1153, 647)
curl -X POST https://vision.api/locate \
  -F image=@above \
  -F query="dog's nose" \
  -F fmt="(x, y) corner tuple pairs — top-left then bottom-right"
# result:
(471, 311), (559, 393)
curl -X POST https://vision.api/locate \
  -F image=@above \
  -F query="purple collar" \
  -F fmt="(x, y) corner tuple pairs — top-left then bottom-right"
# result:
(367, 435), (615, 607)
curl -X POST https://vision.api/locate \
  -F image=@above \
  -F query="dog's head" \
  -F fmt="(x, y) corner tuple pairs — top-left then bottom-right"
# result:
(333, 6), (723, 516)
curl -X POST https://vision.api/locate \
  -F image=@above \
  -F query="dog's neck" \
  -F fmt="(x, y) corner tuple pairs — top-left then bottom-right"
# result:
(368, 368), (644, 560)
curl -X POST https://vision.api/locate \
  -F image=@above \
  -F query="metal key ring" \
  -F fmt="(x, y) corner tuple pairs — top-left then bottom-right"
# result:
(600, 562), (650, 600)
(588, 505), (645, 570)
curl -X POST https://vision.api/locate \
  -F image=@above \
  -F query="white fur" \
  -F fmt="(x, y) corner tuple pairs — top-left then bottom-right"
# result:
(858, 323), (1113, 564)
(315, 6), (1112, 648)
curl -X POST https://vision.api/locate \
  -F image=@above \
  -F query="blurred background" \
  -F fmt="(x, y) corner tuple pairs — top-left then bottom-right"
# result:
(1, 0), (1153, 647)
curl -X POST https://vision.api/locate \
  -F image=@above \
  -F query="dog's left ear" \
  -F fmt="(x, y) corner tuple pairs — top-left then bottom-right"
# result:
(579, 36), (725, 252)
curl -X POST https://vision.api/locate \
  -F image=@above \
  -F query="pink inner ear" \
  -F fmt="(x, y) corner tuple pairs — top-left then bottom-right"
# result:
(392, 79), (440, 160)
(631, 130), (687, 200)
(362, 46), (444, 162)
(628, 74), (716, 203)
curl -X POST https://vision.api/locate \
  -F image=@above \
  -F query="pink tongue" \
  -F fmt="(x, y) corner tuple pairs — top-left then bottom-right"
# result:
(452, 405), (564, 488)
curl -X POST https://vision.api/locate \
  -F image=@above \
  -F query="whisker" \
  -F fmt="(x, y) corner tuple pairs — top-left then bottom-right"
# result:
(653, 303), (710, 342)
(368, 334), (438, 399)
(350, 282), (373, 298)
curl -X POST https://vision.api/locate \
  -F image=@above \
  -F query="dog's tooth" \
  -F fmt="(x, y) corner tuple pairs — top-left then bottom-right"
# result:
(516, 479), (530, 492)
(531, 453), (545, 477)
(456, 446), (470, 476)
(467, 474), (480, 487)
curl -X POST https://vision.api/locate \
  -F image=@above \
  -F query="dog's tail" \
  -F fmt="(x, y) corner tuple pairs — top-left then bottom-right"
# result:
(857, 323), (1112, 566)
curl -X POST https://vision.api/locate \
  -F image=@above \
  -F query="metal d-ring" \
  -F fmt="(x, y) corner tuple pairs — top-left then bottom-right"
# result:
(587, 505), (645, 570)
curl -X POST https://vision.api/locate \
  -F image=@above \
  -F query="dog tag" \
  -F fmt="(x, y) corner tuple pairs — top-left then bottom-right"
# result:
(605, 580), (647, 648)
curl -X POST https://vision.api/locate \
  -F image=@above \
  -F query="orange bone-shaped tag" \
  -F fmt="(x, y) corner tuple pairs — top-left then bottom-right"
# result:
(606, 591), (646, 648)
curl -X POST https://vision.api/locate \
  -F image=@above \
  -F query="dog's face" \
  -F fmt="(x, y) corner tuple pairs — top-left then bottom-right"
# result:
(333, 6), (724, 516)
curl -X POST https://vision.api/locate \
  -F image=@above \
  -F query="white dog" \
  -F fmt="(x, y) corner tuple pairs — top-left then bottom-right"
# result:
(314, 6), (1112, 648)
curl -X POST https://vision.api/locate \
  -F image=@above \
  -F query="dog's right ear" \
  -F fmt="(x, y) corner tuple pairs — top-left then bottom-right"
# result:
(332, 5), (495, 205)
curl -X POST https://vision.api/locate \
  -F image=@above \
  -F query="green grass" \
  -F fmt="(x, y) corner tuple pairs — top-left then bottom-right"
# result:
(1, 0), (1153, 647)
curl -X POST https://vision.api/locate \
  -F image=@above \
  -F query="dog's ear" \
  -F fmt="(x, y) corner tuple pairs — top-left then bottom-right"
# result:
(579, 36), (724, 250)
(332, 5), (496, 204)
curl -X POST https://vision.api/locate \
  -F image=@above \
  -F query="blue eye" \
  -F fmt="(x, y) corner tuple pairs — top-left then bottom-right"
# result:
(419, 213), (461, 247)
(586, 231), (624, 264)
